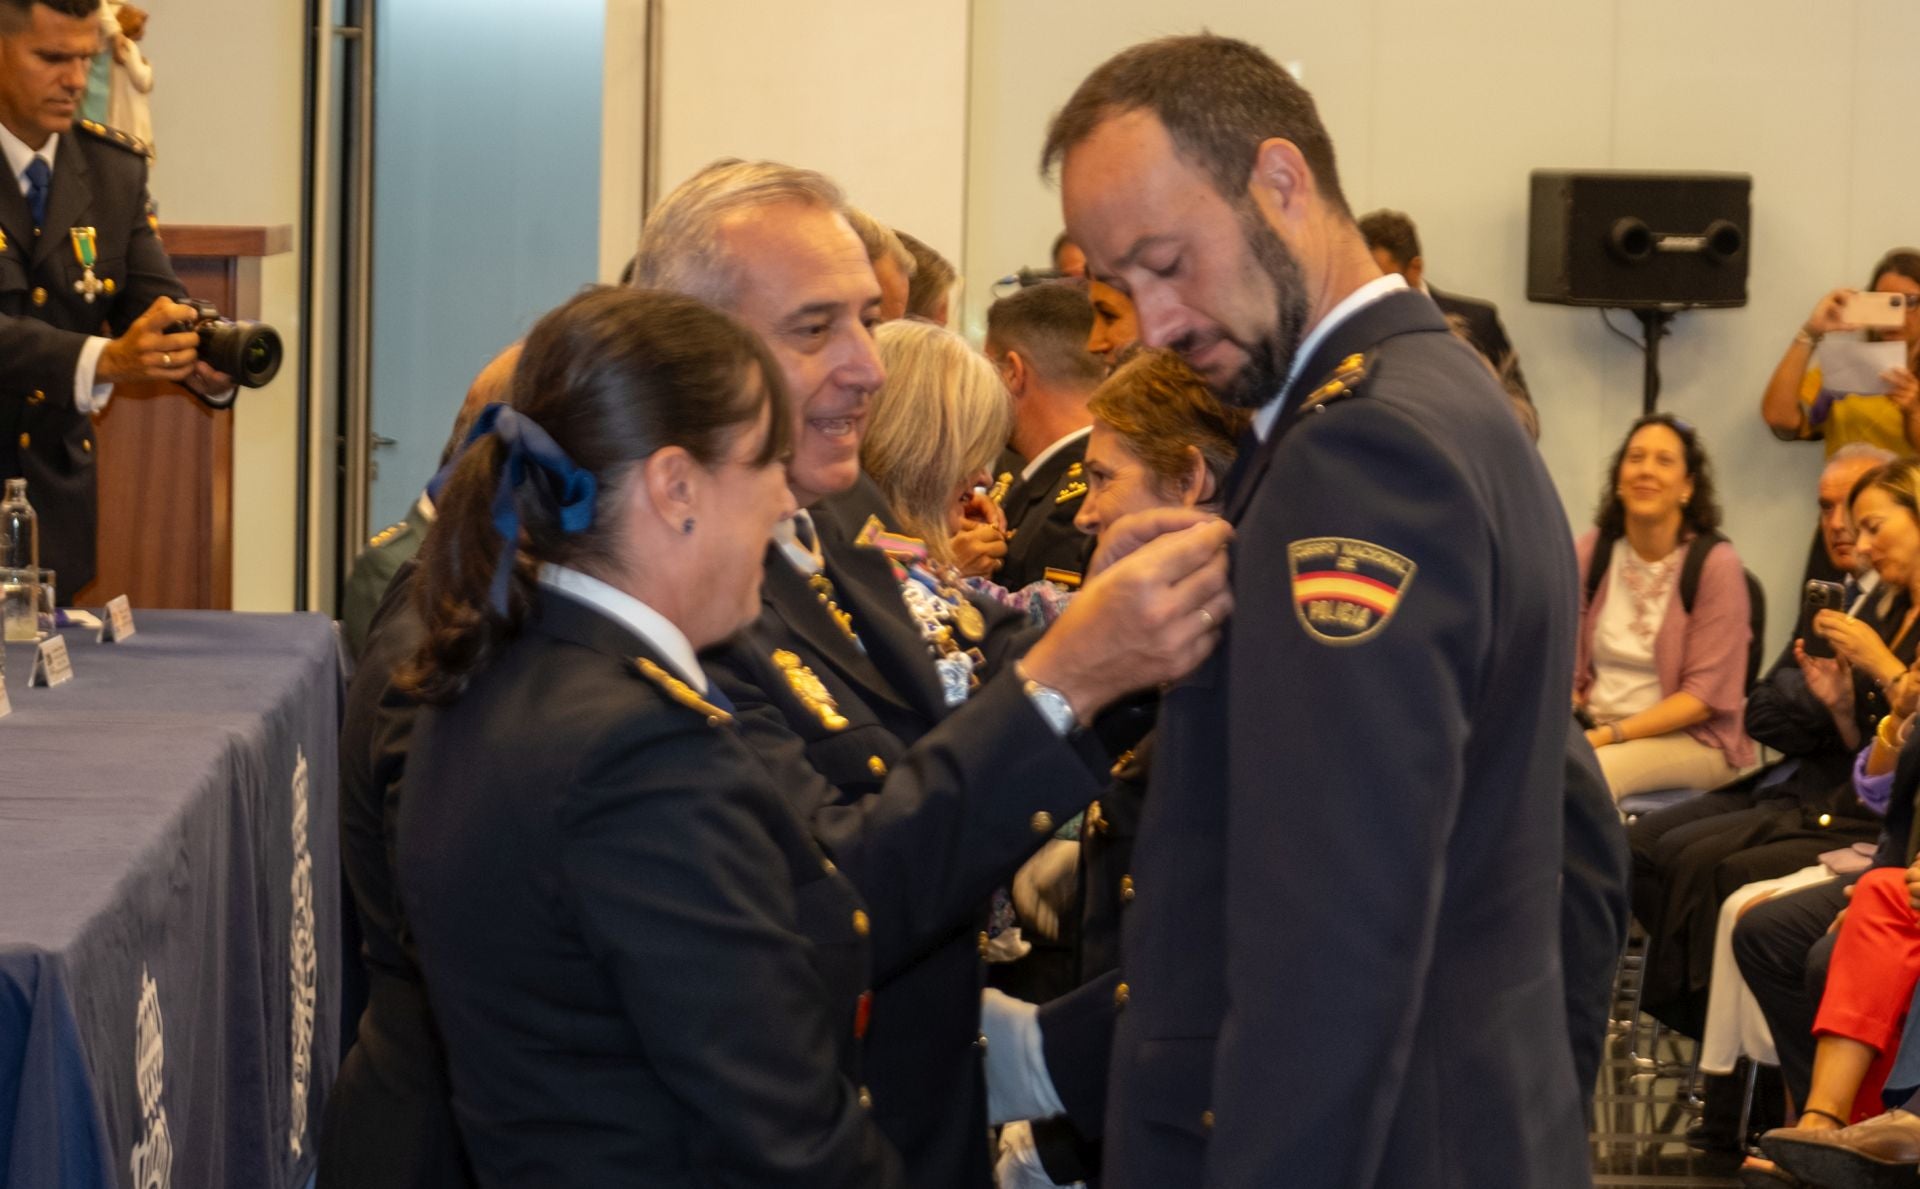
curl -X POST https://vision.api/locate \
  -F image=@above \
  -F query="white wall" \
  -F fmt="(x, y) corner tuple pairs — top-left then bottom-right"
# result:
(652, 0), (970, 277)
(965, 0), (1920, 660)
(142, 0), (306, 612)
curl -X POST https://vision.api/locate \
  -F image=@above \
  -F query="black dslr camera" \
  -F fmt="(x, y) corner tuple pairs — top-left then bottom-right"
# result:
(167, 298), (284, 407)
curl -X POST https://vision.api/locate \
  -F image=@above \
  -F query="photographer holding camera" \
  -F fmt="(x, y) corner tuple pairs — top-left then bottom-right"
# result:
(0, 0), (233, 598)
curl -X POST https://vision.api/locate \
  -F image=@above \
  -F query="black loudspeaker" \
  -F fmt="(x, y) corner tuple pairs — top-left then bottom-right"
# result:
(1526, 170), (1751, 309)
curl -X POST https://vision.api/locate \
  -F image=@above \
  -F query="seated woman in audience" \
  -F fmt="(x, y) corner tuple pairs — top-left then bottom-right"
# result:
(393, 287), (901, 1187)
(1760, 467), (1920, 1133)
(1574, 413), (1753, 800)
(1761, 247), (1920, 457)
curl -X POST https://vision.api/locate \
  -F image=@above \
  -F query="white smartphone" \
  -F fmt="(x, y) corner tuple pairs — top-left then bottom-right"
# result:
(1841, 290), (1911, 331)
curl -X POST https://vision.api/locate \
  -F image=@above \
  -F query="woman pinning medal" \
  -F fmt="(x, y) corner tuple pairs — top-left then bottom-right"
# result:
(393, 287), (903, 1187)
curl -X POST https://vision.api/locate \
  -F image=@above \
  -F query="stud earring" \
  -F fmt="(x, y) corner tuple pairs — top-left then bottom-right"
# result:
(682, 518), (695, 535)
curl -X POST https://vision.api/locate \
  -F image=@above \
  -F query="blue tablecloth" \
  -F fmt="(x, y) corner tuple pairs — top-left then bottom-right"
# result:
(0, 612), (342, 1189)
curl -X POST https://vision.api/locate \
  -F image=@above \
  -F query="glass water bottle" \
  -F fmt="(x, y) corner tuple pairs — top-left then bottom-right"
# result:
(2, 478), (41, 642)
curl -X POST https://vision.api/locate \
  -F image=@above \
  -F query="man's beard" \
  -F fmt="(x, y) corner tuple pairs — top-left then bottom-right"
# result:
(1207, 203), (1311, 410)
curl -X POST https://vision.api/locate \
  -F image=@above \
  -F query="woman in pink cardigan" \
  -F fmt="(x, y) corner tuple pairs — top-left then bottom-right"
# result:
(1574, 414), (1754, 800)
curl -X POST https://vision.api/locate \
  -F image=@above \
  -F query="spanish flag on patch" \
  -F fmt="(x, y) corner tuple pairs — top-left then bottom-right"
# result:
(1287, 536), (1417, 645)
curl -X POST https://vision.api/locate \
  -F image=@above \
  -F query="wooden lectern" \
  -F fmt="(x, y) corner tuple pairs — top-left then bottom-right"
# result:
(72, 224), (292, 610)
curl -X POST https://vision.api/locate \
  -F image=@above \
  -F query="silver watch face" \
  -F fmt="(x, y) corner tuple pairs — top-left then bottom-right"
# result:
(1023, 680), (1075, 734)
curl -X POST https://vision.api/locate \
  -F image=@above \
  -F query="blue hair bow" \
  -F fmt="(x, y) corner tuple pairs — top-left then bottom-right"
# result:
(428, 402), (597, 613)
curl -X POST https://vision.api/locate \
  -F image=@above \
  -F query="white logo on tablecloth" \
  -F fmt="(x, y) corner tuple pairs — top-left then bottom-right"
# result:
(288, 748), (317, 1156)
(130, 964), (172, 1189)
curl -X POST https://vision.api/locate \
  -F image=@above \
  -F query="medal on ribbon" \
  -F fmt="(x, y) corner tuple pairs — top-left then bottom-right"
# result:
(70, 227), (103, 304)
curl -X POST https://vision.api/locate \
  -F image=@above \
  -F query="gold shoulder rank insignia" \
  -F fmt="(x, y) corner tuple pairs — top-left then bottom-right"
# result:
(634, 657), (733, 727)
(772, 649), (849, 731)
(1066, 461), (1084, 477)
(0, 227), (7, 252)
(1302, 352), (1371, 411)
(1054, 481), (1087, 505)
(366, 521), (408, 549)
(1287, 535), (1416, 646)
(987, 471), (1013, 505)
(77, 119), (152, 159)
(1042, 567), (1083, 589)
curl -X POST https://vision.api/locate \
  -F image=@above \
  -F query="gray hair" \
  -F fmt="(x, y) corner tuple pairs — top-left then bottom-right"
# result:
(845, 207), (916, 278)
(1827, 442), (1898, 473)
(633, 158), (848, 309)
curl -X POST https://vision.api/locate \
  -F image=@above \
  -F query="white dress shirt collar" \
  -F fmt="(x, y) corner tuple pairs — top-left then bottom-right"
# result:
(1020, 425), (1093, 484)
(537, 563), (708, 693)
(772, 509), (823, 577)
(0, 122), (57, 191)
(1253, 272), (1409, 440)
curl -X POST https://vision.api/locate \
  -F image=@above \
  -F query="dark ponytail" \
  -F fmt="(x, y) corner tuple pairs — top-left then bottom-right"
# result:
(401, 286), (789, 704)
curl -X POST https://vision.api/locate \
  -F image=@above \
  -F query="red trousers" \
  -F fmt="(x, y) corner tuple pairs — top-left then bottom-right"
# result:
(1814, 866), (1920, 1120)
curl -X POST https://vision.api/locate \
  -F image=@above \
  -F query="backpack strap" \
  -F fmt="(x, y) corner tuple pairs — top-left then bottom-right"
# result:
(1678, 530), (1727, 615)
(1583, 526), (1624, 609)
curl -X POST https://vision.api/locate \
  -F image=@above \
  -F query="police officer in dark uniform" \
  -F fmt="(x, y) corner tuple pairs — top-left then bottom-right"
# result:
(1044, 36), (1590, 1186)
(0, 0), (228, 597)
(393, 288), (903, 1187)
(632, 159), (1232, 1189)
(984, 283), (1104, 591)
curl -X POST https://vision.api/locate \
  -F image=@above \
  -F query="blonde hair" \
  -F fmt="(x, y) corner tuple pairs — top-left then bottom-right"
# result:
(633, 158), (846, 310)
(863, 321), (1012, 564)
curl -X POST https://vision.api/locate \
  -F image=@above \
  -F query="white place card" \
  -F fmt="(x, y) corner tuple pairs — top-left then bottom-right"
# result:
(31, 635), (73, 687)
(99, 594), (136, 643)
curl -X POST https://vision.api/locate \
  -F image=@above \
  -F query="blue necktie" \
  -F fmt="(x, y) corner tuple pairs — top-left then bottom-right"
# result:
(703, 678), (736, 714)
(23, 157), (50, 228)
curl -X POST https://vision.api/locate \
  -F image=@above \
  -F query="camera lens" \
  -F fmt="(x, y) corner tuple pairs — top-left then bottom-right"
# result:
(197, 321), (283, 388)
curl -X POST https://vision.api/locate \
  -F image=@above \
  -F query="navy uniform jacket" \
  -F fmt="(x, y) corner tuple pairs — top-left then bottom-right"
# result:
(0, 121), (184, 595)
(1103, 289), (1588, 1187)
(396, 590), (901, 1188)
(708, 526), (1108, 1189)
(996, 433), (1093, 591)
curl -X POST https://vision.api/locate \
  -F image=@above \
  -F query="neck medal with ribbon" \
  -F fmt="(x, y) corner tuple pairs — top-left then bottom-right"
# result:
(70, 228), (103, 304)
(856, 521), (986, 707)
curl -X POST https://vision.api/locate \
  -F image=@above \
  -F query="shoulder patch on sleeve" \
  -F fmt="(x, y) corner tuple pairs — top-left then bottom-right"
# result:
(633, 657), (733, 727)
(1288, 536), (1416, 646)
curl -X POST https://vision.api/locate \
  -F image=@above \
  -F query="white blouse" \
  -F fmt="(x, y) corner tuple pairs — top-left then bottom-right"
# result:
(1587, 539), (1680, 723)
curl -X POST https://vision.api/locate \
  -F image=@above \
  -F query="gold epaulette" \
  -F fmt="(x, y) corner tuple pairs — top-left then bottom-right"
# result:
(366, 521), (409, 549)
(634, 657), (732, 727)
(76, 119), (153, 160)
(1300, 352), (1371, 412)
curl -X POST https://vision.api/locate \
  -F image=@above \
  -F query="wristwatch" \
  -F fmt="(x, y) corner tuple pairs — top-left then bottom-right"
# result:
(1016, 663), (1078, 736)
